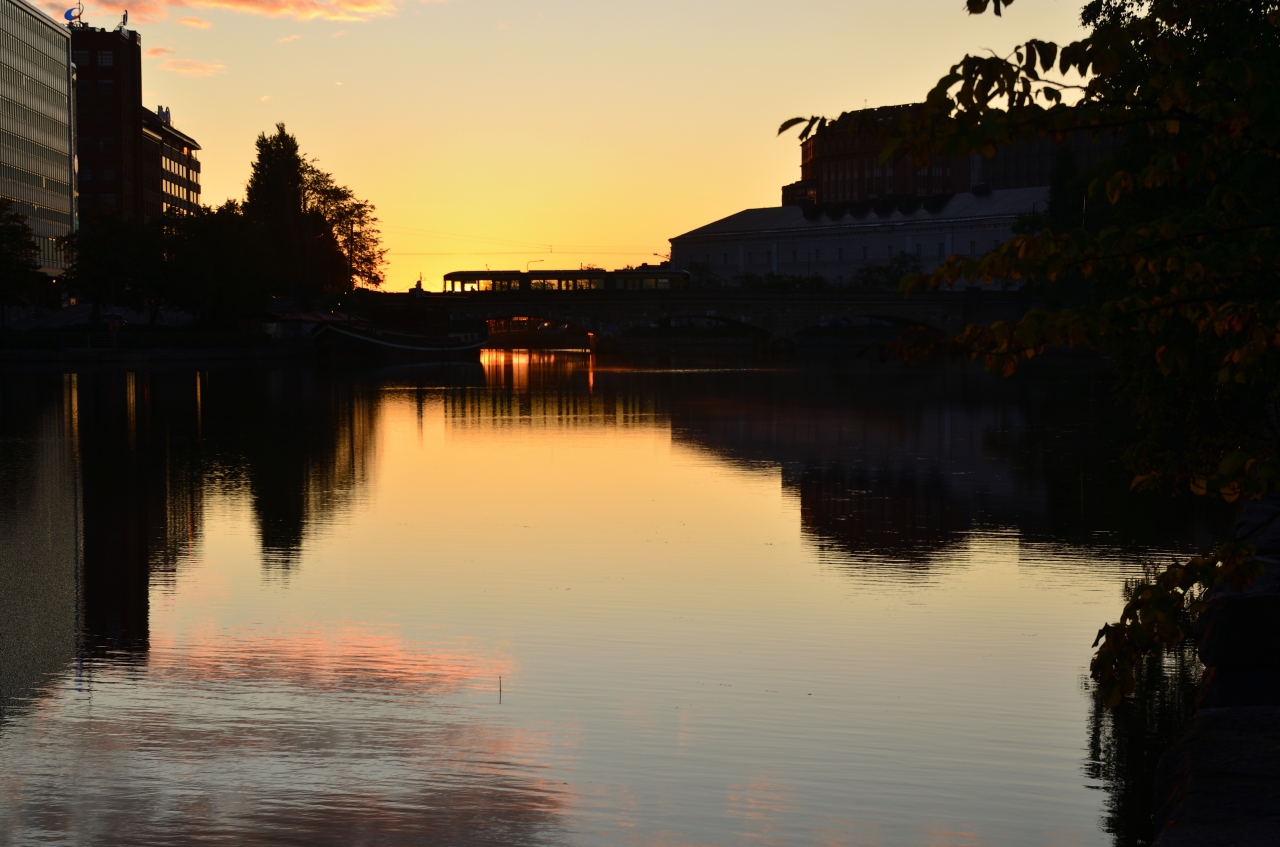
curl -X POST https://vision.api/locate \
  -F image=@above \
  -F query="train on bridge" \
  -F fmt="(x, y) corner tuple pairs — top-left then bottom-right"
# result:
(442, 267), (692, 293)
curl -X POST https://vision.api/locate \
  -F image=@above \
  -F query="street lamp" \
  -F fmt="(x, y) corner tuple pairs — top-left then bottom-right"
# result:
(527, 259), (544, 272)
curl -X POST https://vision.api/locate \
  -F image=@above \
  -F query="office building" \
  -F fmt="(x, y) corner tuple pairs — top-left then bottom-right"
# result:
(0, 0), (75, 273)
(71, 23), (200, 224)
(142, 105), (200, 217)
(70, 22), (142, 220)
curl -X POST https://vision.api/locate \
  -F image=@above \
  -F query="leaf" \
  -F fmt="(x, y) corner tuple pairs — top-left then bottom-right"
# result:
(776, 117), (809, 136)
(1130, 472), (1161, 490)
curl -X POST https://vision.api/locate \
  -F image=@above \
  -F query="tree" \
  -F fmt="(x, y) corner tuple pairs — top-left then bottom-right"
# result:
(787, 0), (1280, 705)
(161, 202), (271, 324)
(0, 198), (41, 324)
(302, 162), (386, 288)
(244, 123), (385, 298)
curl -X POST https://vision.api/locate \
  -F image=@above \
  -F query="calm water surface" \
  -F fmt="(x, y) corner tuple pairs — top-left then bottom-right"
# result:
(0, 354), (1227, 846)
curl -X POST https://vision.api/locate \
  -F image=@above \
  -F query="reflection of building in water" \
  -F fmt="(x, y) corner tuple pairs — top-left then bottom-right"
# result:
(0, 375), (80, 721)
(451, 355), (1229, 565)
(77, 371), (204, 656)
(449, 350), (670, 431)
(666, 365), (1230, 564)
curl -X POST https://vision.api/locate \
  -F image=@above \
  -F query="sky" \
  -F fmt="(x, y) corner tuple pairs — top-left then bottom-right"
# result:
(50, 0), (1089, 290)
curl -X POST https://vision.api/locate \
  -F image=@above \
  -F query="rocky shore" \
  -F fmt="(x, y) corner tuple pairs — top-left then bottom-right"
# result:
(1153, 496), (1280, 844)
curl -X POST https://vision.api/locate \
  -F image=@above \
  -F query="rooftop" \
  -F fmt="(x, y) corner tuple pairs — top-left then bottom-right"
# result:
(673, 186), (1049, 241)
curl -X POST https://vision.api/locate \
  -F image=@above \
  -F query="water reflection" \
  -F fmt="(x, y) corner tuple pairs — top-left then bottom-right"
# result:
(0, 373), (79, 723)
(0, 354), (1231, 846)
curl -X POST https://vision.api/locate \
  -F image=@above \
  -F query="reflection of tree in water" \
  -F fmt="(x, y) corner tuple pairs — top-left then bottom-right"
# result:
(200, 370), (379, 571)
(0, 368), (390, 671)
(1085, 644), (1200, 847)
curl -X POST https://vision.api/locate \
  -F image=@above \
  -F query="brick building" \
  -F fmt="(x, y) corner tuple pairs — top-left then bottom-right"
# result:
(71, 22), (200, 224)
(780, 104), (1121, 207)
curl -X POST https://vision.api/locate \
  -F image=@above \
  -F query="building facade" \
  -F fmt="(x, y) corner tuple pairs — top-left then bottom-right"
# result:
(0, 0), (75, 274)
(780, 104), (1122, 207)
(142, 105), (200, 217)
(670, 186), (1049, 286)
(70, 23), (143, 221)
(71, 25), (200, 224)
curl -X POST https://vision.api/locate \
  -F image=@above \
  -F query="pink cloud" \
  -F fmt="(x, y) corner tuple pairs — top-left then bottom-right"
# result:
(50, 0), (441, 26)
(186, 0), (403, 22)
(331, 29), (346, 37)
(276, 33), (301, 42)
(158, 58), (227, 77)
(145, 46), (176, 57)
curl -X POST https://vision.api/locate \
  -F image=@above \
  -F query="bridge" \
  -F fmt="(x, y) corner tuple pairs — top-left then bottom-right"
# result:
(425, 288), (1033, 348)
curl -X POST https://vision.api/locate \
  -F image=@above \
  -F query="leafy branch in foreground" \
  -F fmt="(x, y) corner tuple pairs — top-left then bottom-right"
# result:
(796, 0), (1280, 703)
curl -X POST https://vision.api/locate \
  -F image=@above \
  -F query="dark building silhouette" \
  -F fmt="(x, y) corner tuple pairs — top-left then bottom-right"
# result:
(780, 103), (1122, 206)
(70, 21), (200, 223)
(70, 22), (143, 220)
(0, 0), (76, 273)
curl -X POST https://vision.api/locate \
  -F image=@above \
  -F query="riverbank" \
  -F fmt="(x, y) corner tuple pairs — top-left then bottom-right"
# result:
(1153, 495), (1280, 845)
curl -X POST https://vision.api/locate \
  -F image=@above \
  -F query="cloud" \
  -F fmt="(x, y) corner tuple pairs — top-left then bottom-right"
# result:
(187, 0), (405, 22)
(331, 29), (346, 37)
(145, 46), (176, 57)
(260, 95), (273, 102)
(61, 0), (443, 26)
(495, 21), (509, 30)
(158, 58), (227, 77)
(276, 34), (301, 42)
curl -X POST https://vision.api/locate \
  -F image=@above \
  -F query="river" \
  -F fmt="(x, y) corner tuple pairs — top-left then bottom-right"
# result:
(0, 353), (1230, 846)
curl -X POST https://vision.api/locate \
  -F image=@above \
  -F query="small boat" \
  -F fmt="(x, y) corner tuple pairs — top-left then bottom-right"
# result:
(313, 321), (488, 360)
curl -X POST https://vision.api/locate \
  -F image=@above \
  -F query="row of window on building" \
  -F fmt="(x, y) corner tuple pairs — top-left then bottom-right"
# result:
(1, 10), (206, 272)
(699, 238), (1007, 268)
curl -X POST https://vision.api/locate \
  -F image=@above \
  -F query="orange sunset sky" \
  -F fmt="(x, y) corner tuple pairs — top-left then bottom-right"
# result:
(49, 0), (1088, 290)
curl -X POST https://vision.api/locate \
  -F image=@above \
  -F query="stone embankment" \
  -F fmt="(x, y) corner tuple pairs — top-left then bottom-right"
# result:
(1153, 495), (1280, 845)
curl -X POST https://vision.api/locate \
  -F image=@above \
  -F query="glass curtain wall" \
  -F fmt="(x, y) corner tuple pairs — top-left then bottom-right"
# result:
(0, 0), (73, 273)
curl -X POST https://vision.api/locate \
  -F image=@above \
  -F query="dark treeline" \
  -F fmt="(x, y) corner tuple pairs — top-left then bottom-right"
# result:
(66, 123), (385, 325)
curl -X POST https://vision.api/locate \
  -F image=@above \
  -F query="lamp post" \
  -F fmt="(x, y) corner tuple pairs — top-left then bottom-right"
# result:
(526, 259), (544, 272)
